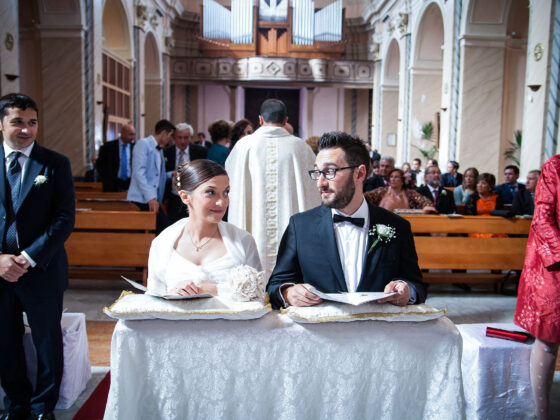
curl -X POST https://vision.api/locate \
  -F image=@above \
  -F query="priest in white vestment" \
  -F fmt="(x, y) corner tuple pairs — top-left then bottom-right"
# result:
(226, 99), (320, 278)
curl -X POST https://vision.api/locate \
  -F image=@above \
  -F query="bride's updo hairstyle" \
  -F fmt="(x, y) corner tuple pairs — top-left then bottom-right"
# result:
(174, 159), (228, 193)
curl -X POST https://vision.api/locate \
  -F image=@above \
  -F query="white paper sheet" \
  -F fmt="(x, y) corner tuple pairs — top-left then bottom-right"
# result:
(308, 289), (397, 306)
(122, 276), (213, 300)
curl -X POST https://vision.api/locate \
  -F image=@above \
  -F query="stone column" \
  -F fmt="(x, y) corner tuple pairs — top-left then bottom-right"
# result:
(0, 0), (20, 95)
(520, 0), (556, 175)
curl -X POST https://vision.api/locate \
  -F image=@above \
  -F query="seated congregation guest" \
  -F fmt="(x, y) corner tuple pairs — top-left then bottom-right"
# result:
(512, 169), (540, 215)
(267, 131), (427, 309)
(416, 166), (456, 214)
(230, 118), (253, 150)
(464, 173), (504, 216)
(365, 169), (435, 213)
(206, 120), (233, 167)
(404, 169), (417, 189)
(147, 160), (262, 297)
(441, 160), (463, 188)
(454, 167), (479, 205)
(495, 164), (525, 204)
(306, 135), (320, 154)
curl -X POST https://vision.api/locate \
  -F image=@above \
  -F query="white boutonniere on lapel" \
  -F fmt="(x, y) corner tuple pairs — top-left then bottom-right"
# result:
(368, 224), (396, 254)
(34, 175), (48, 186)
(440, 189), (447, 196)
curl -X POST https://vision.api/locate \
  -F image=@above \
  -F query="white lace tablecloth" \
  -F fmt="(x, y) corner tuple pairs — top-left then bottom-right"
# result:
(457, 323), (535, 419)
(104, 313), (464, 420)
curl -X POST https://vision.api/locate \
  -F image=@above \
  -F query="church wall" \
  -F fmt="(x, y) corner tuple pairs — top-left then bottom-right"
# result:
(197, 85), (231, 138)
(457, 42), (505, 176)
(408, 71), (442, 165)
(41, 35), (86, 174)
(310, 87), (344, 138)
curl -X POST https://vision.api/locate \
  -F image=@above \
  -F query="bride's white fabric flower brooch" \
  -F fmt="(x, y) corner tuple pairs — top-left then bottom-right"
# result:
(34, 175), (48, 186)
(368, 224), (396, 254)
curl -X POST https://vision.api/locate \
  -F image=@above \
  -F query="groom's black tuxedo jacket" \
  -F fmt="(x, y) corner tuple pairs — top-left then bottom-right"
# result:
(0, 143), (75, 297)
(267, 202), (427, 309)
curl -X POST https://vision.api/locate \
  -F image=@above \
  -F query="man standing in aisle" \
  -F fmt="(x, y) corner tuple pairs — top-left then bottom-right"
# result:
(226, 99), (320, 278)
(164, 123), (207, 223)
(0, 93), (75, 420)
(96, 124), (136, 192)
(127, 119), (175, 233)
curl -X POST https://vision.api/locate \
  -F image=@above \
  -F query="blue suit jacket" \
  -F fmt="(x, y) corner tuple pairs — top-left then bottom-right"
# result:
(495, 182), (525, 205)
(267, 202), (427, 309)
(0, 142), (75, 298)
(127, 136), (167, 204)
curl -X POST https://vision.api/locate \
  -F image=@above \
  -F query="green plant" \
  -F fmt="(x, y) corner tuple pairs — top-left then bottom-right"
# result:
(414, 122), (438, 160)
(504, 130), (522, 166)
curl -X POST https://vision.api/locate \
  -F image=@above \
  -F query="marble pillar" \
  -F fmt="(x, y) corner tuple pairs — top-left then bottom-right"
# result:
(0, 0), (20, 95)
(380, 85), (398, 158)
(520, 0), (553, 176)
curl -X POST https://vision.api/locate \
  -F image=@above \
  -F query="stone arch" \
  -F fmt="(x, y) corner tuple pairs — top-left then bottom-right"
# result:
(102, 0), (132, 60)
(409, 2), (444, 166)
(144, 31), (162, 136)
(379, 38), (400, 157)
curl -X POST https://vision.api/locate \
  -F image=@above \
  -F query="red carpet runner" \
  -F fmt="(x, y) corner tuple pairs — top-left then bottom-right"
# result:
(73, 372), (110, 420)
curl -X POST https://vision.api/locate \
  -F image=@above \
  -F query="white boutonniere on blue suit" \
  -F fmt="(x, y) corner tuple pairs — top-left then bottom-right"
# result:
(368, 224), (396, 254)
(34, 175), (48, 186)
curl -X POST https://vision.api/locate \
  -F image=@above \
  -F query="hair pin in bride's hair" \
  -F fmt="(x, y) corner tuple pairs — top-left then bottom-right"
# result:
(176, 175), (181, 188)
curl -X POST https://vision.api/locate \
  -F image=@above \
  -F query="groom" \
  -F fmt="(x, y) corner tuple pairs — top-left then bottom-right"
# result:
(0, 94), (75, 419)
(267, 131), (426, 309)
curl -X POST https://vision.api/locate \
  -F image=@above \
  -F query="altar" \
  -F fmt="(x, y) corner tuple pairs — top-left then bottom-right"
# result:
(104, 313), (464, 420)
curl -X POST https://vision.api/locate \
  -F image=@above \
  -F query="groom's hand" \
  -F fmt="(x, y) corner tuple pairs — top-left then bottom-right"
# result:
(378, 281), (410, 306)
(0, 254), (28, 282)
(282, 284), (323, 307)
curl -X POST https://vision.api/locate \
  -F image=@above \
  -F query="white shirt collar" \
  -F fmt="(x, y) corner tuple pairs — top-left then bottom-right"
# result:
(331, 197), (370, 227)
(3, 141), (35, 159)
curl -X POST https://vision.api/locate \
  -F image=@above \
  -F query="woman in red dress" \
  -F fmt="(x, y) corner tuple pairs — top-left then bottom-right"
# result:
(515, 155), (560, 419)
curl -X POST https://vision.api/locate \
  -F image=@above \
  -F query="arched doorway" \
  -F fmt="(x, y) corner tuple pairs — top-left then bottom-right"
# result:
(144, 32), (161, 136)
(409, 2), (444, 166)
(379, 39), (400, 158)
(102, 0), (132, 143)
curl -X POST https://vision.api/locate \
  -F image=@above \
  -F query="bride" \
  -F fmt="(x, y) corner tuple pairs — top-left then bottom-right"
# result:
(147, 159), (262, 297)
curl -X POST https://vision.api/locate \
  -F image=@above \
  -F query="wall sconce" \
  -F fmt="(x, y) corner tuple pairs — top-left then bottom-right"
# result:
(96, 101), (104, 105)
(528, 84), (541, 92)
(441, 107), (448, 112)
(4, 74), (18, 81)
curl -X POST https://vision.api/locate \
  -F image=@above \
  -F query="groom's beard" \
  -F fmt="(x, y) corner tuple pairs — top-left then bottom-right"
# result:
(321, 176), (355, 209)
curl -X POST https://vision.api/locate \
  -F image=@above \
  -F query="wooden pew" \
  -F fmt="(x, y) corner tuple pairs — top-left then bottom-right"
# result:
(402, 215), (531, 291)
(74, 181), (103, 192)
(75, 191), (138, 211)
(65, 210), (156, 284)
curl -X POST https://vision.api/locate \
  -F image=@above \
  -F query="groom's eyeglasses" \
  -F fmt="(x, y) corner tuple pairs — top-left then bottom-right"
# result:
(308, 166), (357, 181)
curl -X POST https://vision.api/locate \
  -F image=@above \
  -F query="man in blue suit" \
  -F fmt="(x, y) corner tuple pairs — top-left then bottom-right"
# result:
(0, 93), (75, 420)
(267, 131), (426, 309)
(127, 119), (175, 233)
(495, 165), (525, 205)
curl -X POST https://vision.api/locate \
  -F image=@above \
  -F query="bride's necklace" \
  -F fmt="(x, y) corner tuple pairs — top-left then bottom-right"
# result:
(186, 224), (218, 252)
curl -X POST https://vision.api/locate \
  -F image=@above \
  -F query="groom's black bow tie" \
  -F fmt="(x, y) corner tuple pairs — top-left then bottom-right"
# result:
(333, 214), (365, 228)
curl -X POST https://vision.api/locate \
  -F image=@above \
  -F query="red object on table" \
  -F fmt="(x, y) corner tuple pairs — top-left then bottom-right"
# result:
(486, 326), (531, 343)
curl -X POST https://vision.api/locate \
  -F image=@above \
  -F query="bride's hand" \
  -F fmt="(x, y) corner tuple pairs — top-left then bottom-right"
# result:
(197, 284), (218, 296)
(177, 282), (201, 296)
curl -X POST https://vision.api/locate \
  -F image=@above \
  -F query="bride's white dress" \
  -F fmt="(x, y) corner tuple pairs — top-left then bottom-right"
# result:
(165, 250), (237, 296)
(147, 218), (262, 297)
